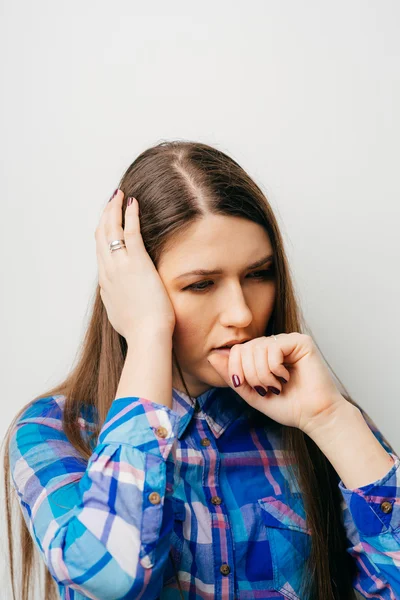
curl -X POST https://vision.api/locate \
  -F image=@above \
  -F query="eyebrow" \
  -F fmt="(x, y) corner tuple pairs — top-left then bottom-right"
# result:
(174, 254), (275, 280)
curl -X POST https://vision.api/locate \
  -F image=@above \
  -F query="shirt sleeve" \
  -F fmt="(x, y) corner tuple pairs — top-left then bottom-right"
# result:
(8, 394), (181, 600)
(338, 407), (400, 598)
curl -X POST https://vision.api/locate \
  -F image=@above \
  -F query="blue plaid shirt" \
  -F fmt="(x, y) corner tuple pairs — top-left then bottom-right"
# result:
(9, 386), (400, 599)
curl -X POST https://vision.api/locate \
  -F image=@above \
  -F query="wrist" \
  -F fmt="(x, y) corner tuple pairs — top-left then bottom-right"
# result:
(302, 394), (354, 443)
(125, 325), (173, 347)
(118, 327), (173, 409)
(304, 398), (359, 446)
(304, 399), (395, 489)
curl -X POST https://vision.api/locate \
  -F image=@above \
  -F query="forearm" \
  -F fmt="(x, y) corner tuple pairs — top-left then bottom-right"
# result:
(115, 329), (173, 409)
(306, 399), (395, 489)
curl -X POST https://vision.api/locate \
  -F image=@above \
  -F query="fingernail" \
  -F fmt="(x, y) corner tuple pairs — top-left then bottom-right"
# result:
(127, 196), (134, 206)
(268, 387), (281, 395)
(254, 386), (268, 397)
(232, 374), (241, 388)
(109, 188), (118, 202)
(277, 377), (287, 384)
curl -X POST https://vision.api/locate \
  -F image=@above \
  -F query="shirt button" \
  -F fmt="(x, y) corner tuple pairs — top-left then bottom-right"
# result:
(140, 555), (154, 569)
(200, 437), (211, 447)
(194, 402), (201, 413)
(220, 564), (231, 576)
(155, 426), (168, 438)
(211, 496), (222, 505)
(149, 492), (161, 505)
(380, 500), (393, 514)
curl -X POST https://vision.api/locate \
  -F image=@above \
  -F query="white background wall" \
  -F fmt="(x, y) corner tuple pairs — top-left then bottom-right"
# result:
(1, 1), (399, 597)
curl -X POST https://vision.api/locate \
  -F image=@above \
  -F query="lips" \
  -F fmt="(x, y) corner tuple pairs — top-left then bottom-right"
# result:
(211, 347), (232, 354)
(213, 339), (250, 350)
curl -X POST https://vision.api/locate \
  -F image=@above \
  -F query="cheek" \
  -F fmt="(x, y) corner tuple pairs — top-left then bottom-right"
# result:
(250, 286), (275, 315)
(170, 295), (201, 351)
(172, 311), (205, 352)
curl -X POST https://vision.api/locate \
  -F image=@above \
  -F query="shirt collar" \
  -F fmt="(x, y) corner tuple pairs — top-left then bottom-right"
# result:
(172, 385), (249, 439)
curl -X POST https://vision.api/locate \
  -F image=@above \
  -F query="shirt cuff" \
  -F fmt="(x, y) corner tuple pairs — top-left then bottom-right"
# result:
(97, 396), (181, 461)
(338, 452), (400, 537)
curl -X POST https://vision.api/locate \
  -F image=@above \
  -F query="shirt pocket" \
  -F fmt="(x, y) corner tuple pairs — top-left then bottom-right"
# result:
(163, 496), (186, 586)
(257, 494), (312, 600)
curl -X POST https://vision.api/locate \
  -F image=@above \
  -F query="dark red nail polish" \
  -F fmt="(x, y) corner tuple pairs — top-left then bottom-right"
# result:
(254, 386), (267, 397)
(109, 188), (118, 202)
(277, 377), (288, 384)
(268, 387), (281, 395)
(232, 374), (241, 388)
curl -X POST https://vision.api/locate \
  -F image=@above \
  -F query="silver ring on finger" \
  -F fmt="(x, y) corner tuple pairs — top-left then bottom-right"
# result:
(109, 239), (126, 254)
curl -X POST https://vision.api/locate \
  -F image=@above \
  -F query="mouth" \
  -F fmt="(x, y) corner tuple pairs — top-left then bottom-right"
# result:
(211, 340), (249, 352)
(213, 339), (250, 350)
(211, 347), (232, 353)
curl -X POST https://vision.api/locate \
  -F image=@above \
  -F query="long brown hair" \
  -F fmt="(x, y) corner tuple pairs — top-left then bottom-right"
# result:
(1, 140), (393, 600)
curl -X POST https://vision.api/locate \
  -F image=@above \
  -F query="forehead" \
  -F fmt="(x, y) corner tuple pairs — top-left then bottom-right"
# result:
(158, 214), (272, 273)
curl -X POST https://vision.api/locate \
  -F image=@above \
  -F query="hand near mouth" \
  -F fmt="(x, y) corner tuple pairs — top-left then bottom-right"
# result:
(207, 333), (347, 436)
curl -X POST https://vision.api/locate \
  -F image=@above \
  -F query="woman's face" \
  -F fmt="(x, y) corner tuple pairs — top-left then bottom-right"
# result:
(157, 214), (277, 397)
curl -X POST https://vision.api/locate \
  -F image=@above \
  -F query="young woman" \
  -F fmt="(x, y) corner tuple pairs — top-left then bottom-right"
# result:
(3, 141), (399, 600)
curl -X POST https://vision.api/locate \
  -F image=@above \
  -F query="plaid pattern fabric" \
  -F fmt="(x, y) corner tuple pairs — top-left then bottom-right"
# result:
(9, 386), (400, 600)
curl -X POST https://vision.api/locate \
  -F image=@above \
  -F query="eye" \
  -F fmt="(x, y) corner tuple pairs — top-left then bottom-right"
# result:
(248, 268), (275, 279)
(186, 280), (213, 292)
(183, 268), (275, 293)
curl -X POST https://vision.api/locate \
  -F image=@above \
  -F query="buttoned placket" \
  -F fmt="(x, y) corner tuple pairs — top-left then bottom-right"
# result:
(195, 416), (238, 600)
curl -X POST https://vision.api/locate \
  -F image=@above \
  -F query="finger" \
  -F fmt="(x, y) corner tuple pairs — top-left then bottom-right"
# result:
(103, 189), (126, 256)
(272, 332), (310, 367)
(101, 190), (128, 269)
(240, 345), (270, 397)
(228, 346), (266, 401)
(227, 344), (245, 389)
(95, 189), (126, 286)
(123, 196), (146, 255)
(253, 344), (290, 394)
(253, 345), (282, 394)
(263, 340), (291, 383)
(95, 187), (121, 235)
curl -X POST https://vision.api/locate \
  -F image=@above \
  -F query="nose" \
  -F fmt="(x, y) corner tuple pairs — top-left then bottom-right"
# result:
(219, 283), (253, 328)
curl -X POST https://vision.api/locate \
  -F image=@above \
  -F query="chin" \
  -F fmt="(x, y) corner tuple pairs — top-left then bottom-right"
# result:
(205, 372), (229, 388)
